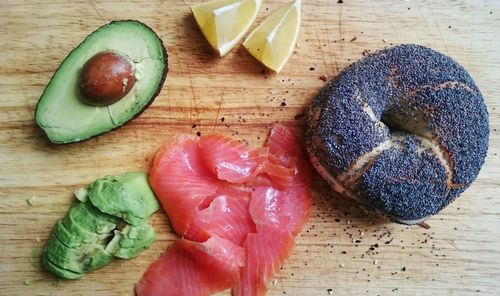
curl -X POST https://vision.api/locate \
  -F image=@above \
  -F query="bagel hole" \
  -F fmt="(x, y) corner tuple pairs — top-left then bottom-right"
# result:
(380, 107), (433, 140)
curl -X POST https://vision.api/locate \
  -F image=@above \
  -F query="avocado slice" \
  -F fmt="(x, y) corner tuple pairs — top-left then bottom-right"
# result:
(44, 234), (113, 274)
(42, 255), (84, 280)
(65, 202), (118, 236)
(106, 223), (156, 259)
(88, 172), (160, 226)
(47, 204), (117, 279)
(35, 20), (168, 144)
(55, 217), (112, 250)
(53, 219), (84, 249)
(45, 236), (85, 273)
(61, 202), (117, 249)
(73, 187), (89, 202)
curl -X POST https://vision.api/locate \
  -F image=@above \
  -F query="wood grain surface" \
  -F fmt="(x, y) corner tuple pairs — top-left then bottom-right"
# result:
(1, 0), (499, 295)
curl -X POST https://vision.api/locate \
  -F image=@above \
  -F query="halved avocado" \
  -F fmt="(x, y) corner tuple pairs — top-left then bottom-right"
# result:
(88, 172), (160, 226)
(35, 20), (168, 144)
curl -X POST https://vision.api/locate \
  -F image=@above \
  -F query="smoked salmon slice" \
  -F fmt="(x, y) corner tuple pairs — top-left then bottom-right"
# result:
(135, 236), (245, 296)
(250, 125), (312, 235)
(186, 195), (256, 245)
(198, 135), (269, 184)
(234, 125), (312, 296)
(149, 135), (221, 236)
(234, 228), (294, 296)
(138, 125), (312, 296)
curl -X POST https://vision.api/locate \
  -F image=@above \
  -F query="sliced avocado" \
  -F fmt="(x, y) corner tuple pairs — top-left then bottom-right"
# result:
(45, 236), (84, 273)
(53, 219), (83, 249)
(88, 172), (159, 226)
(106, 223), (156, 259)
(62, 213), (105, 246)
(43, 236), (85, 273)
(35, 20), (168, 144)
(55, 217), (112, 250)
(62, 203), (117, 245)
(42, 255), (84, 280)
(68, 202), (118, 235)
(73, 187), (89, 202)
(43, 171), (159, 279)
(44, 234), (113, 274)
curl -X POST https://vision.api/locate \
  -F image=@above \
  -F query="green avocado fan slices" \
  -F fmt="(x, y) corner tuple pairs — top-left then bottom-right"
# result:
(35, 20), (168, 144)
(88, 172), (159, 226)
(42, 172), (160, 279)
(105, 223), (157, 259)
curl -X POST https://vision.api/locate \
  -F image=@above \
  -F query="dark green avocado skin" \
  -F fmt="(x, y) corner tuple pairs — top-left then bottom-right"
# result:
(34, 20), (168, 144)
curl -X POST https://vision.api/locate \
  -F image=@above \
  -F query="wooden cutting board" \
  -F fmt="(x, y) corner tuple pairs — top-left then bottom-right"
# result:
(1, 0), (499, 295)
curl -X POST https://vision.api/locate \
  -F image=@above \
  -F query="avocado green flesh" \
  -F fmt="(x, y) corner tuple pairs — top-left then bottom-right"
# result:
(35, 20), (167, 144)
(54, 219), (85, 249)
(43, 256), (84, 279)
(88, 172), (160, 226)
(54, 218), (112, 254)
(43, 171), (159, 279)
(45, 234), (113, 274)
(62, 210), (112, 246)
(106, 223), (156, 259)
(74, 187), (89, 202)
(66, 202), (118, 236)
(45, 236), (85, 273)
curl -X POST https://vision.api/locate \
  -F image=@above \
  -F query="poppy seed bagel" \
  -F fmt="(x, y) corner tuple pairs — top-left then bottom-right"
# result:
(306, 44), (489, 224)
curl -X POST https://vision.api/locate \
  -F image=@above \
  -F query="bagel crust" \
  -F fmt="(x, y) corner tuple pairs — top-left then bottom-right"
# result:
(306, 44), (489, 223)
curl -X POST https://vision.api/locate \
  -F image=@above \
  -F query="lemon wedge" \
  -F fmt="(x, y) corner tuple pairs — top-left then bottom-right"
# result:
(243, 0), (301, 72)
(191, 0), (262, 57)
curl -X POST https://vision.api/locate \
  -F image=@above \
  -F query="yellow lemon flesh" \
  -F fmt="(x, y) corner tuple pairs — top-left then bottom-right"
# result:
(243, 0), (301, 73)
(191, 0), (262, 57)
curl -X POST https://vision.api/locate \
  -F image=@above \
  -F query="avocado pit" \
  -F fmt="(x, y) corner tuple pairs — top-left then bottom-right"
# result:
(79, 51), (136, 106)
